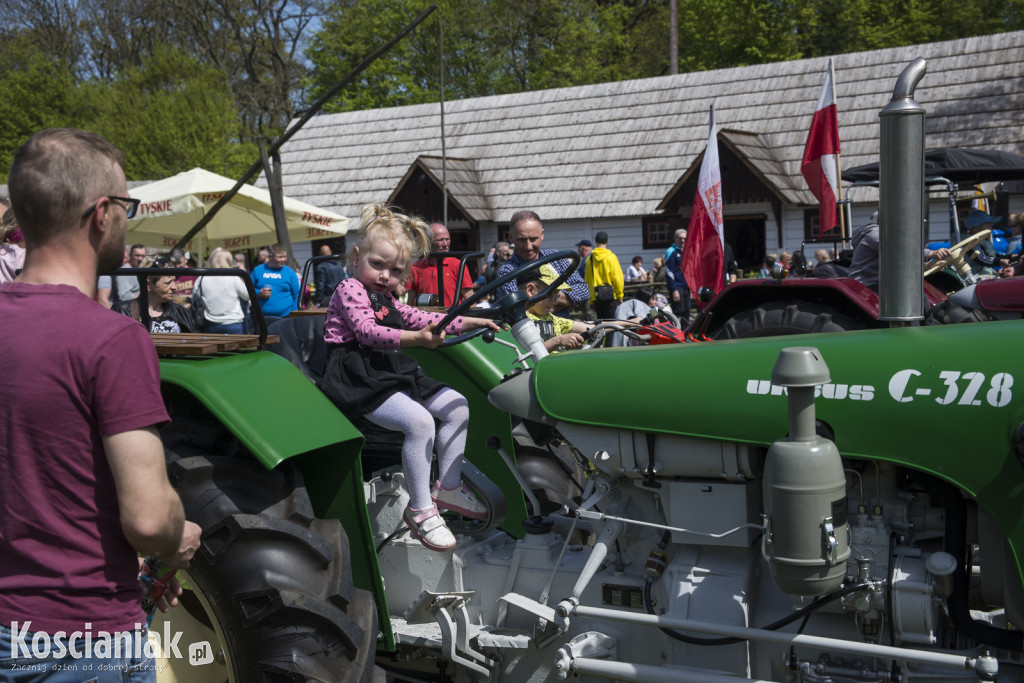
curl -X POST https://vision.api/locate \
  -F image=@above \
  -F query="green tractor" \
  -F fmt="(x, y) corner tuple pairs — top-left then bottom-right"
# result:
(151, 59), (1024, 682)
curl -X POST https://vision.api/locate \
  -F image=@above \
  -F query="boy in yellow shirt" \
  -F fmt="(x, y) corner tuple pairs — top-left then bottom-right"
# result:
(516, 268), (593, 352)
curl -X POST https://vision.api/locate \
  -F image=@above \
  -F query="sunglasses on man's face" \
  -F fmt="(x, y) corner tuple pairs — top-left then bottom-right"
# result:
(82, 195), (141, 220)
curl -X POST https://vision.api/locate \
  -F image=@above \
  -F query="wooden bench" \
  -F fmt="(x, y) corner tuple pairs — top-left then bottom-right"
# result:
(150, 333), (280, 357)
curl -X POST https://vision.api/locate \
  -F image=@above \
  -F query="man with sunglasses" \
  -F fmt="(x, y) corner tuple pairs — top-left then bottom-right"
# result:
(0, 128), (201, 681)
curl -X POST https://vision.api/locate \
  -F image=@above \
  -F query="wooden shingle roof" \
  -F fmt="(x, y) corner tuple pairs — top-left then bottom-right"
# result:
(276, 31), (1024, 223)
(404, 156), (490, 221)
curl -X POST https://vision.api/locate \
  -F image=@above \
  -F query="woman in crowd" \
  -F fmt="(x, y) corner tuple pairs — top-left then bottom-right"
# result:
(0, 206), (25, 284)
(651, 257), (666, 284)
(113, 256), (193, 332)
(194, 247), (250, 333)
(626, 255), (647, 282)
(788, 250), (809, 277)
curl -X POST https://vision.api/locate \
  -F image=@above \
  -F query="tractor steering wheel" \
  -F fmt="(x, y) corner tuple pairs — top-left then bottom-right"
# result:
(435, 250), (581, 347)
(924, 229), (991, 278)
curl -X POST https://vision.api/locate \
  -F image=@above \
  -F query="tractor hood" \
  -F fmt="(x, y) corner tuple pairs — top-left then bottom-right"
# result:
(531, 322), (1024, 502)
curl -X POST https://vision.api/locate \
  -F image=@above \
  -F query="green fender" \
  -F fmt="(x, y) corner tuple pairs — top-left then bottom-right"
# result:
(533, 319), (1024, 591)
(159, 352), (386, 643)
(160, 351), (363, 467)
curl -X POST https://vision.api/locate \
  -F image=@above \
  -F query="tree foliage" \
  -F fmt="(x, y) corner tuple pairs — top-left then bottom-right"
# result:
(0, 0), (321, 181)
(304, 0), (664, 113)
(305, 0), (1023, 114)
(0, 0), (1021, 180)
(84, 48), (258, 180)
(793, 0), (1024, 56)
(0, 35), (85, 181)
(0, 40), (255, 182)
(162, 0), (326, 136)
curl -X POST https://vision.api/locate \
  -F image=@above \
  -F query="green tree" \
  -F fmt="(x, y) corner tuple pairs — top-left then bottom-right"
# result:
(304, 0), (662, 112)
(306, 0), (1024, 115)
(0, 35), (84, 181)
(0, 0), (326, 145)
(83, 47), (257, 180)
(793, 0), (1024, 57)
(674, 0), (804, 72)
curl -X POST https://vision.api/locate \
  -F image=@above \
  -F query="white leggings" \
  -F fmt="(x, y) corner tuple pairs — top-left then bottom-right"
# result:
(364, 388), (470, 510)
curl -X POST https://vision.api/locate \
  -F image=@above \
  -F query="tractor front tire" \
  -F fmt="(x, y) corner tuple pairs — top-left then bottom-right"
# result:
(714, 301), (865, 339)
(162, 450), (378, 683)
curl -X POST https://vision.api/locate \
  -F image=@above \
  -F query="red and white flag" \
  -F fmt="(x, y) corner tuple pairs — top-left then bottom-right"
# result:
(682, 106), (724, 300)
(801, 59), (840, 237)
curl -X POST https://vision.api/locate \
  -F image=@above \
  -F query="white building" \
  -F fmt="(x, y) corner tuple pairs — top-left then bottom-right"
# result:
(272, 31), (1024, 274)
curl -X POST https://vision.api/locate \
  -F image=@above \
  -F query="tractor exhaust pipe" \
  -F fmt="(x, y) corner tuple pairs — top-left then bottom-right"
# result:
(878, 57), (927, 324)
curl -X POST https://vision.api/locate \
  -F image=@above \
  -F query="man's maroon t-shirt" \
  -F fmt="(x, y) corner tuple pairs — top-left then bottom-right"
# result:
(0, 283), (169, 634)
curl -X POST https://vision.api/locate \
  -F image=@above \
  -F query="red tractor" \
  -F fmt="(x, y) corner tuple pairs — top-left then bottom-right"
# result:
(699, 147), (1024, 338)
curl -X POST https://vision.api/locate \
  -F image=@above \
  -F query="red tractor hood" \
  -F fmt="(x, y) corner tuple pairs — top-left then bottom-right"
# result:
(975, 277), (1024, 312)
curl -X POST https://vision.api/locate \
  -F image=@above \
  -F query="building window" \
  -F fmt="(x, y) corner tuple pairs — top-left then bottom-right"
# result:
(803, 207), (841, 241)
(643, 215), (683, 249)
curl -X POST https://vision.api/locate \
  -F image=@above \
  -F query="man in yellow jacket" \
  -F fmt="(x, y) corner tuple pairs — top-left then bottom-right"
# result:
(585, 231), (624, 320)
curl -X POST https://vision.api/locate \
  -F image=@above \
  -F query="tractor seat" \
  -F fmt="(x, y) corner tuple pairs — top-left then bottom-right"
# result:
(266, 315), (329, 382)
(266, 315), (404, 458)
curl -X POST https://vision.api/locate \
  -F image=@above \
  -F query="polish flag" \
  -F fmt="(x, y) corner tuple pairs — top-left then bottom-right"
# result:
(682, 106), (724, 301)
(801, 59), (840, 237)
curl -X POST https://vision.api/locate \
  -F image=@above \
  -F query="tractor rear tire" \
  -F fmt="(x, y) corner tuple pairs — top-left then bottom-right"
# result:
(164, 449), (378, 683)
(714, 301), (865, 339)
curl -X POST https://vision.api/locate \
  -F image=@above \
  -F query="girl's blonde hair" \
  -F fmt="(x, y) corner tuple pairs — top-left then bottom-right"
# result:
(347, 204), (432, 274)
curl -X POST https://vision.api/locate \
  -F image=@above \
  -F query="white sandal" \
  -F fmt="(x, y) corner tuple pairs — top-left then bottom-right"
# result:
(403, 504), (456, 551)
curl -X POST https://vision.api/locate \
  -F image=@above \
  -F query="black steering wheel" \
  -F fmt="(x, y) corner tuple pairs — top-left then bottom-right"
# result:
(434, 250), (581, 346)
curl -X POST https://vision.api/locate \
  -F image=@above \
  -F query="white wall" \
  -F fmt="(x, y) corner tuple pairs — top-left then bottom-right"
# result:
(540, 216), (655, 275)
(475, 191), (1024, 278)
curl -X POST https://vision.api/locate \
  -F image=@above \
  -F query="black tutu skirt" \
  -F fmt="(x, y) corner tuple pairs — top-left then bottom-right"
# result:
(317, 343), (448, 419)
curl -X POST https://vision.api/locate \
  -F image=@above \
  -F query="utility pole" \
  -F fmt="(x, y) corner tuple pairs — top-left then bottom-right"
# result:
(670, 0), (678, 75)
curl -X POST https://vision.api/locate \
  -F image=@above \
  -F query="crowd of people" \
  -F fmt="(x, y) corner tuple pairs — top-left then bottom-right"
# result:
(41, 239), (309, 333)
(3, 185), (1022, 333)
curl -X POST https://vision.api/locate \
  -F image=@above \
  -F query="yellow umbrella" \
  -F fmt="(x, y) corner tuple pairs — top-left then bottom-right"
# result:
(127, 167), (347, 253)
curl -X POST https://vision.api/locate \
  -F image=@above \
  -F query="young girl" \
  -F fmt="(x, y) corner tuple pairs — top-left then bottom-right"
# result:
(319, 205), (499, 551)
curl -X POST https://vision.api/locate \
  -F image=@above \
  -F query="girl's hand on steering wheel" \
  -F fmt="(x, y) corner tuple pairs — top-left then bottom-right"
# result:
(409, 323), (445, 349)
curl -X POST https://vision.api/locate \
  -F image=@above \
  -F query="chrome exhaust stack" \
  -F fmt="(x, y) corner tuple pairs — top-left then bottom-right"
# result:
(878, 57), (927, 324)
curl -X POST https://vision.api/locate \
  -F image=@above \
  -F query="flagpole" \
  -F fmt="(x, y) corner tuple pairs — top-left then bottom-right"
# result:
(709, 103), (723, 254)
(836, 150), (846, 242)
(831, 59), (847, 243)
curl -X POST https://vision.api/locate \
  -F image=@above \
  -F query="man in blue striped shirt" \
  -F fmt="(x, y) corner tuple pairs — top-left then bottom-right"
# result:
(497, 210), (589, 314)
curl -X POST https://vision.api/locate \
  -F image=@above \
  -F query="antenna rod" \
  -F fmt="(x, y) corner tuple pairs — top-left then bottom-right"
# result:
(173, 4), (440, 250)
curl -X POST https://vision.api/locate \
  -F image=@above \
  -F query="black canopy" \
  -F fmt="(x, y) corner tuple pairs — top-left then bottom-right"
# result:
(842, 148), (1024, 184)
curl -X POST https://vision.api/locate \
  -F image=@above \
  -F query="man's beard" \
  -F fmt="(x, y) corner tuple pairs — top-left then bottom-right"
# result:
(98, 236), (125, 274)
